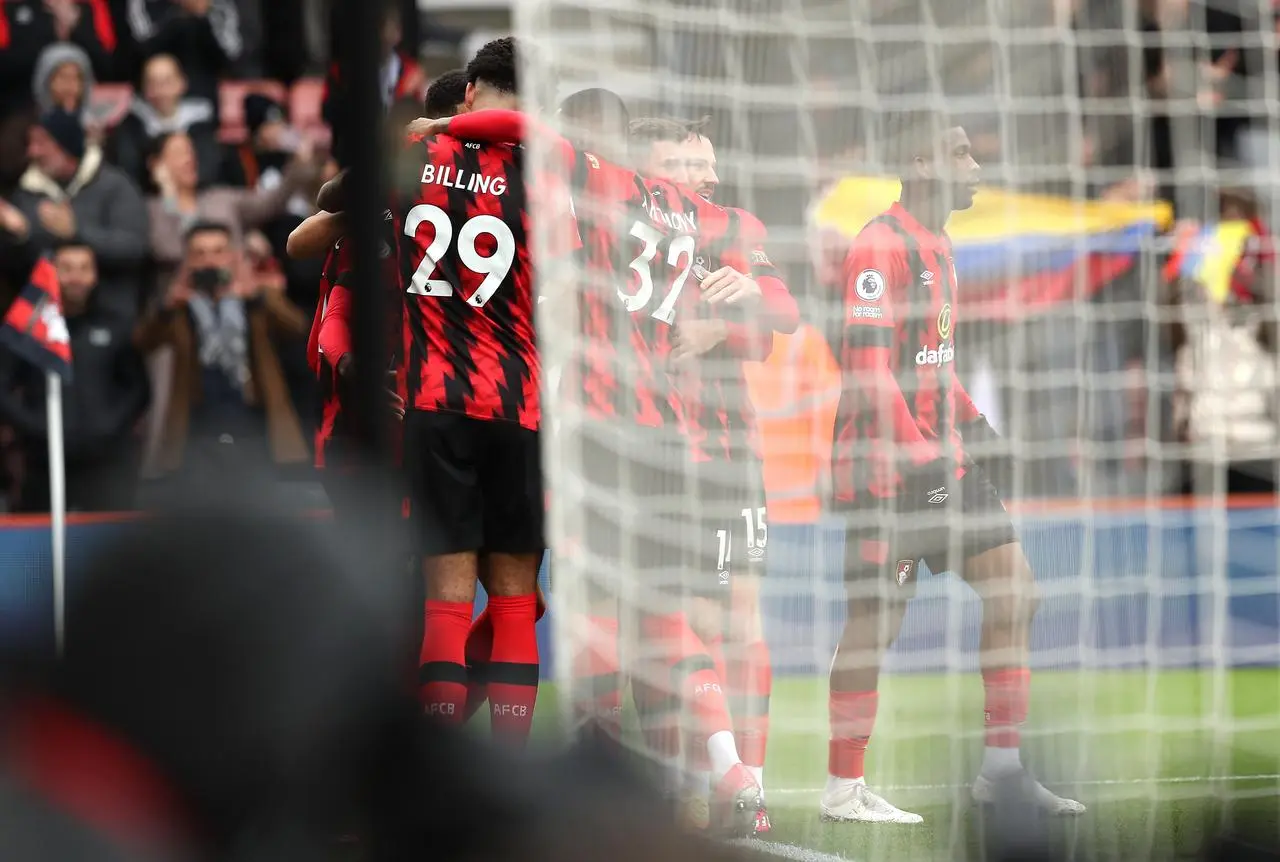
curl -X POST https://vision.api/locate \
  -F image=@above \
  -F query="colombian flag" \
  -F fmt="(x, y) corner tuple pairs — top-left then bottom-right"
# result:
(1164, 220), (1261, 304)
(0, 258), (72, 380)
(813, 177), (1174, 320)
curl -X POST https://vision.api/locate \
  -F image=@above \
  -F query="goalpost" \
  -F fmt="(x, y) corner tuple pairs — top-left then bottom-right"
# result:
(517, 0), (1280, 856)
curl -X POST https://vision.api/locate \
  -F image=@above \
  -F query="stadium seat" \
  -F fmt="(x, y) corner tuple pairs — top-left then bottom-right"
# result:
(218, 80), (288, 145)
(87, 83), (133, 130)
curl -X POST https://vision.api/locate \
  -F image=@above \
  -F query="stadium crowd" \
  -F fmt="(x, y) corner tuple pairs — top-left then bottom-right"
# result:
(0, 0), (468, 511)
(0, 0), (1278, 511)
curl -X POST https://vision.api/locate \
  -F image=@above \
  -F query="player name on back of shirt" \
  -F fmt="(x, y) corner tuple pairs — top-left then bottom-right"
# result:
(419, 163), (510, 196)
(644, 190), (698, 234)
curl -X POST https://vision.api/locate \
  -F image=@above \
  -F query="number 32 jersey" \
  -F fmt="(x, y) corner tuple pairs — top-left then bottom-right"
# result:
(398, 135), (540, 430)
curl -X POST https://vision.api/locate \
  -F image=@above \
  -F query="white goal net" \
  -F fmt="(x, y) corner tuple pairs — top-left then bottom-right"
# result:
(515, 0), (1280, 857)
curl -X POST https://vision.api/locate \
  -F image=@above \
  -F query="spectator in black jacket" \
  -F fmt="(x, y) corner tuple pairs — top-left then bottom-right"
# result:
(107, 53), (218, 188)
(114, 0), (242, 108)
(0, 241), (148, 512)
(0, 0), (116, 115)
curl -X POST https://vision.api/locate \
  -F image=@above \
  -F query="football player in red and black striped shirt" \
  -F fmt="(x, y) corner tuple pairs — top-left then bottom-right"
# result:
(636, 119), (796, 832)
(422, 98), (770, 836)
(292, 165), (406, 522)
(400, 38), (542, 748)
(825, 110), (1084, 822)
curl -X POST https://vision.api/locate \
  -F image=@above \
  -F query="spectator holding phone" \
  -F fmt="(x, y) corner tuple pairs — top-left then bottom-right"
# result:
(134, 220), (309, 487)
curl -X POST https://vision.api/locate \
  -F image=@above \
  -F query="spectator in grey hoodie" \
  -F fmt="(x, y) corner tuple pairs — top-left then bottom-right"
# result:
(108, 52), (218, 188)
(11, 109), (149, 320)
(31, 42), (94, 116)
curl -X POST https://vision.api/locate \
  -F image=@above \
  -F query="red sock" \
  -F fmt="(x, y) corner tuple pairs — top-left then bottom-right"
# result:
(571, 615), (622, 740)
(462, 609), (494, 722)
(707, 634), (728, 694)
(419, 600), (472, 722)
(485, 594), (540, 747)
(828, 690), (878, 779)
(982, 667), (1030, 748)
(729, 640), (772, 769)
(640, 613), (734, 740)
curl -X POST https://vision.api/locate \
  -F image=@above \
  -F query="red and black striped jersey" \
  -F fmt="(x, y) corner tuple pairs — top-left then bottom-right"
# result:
(398, 134), (539, 430)
(680, 205), (781, 465)
(831, 202), (981, 508)
(559, 149), (685, 431)
(310, 220), (405, 468)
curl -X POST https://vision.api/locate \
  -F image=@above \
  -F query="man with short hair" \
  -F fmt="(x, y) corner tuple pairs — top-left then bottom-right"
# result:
(0, 241), (148, 511)
(402, 37), (543, 749)
(134, 221), (310, 486)
(424, 69), (469, 121)
(12, 109), (149, 319)
(826, 110), (1085, 822)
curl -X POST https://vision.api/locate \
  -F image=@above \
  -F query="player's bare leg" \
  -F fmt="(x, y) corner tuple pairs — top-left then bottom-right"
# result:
(474, 552), (541, 747)
(963, 542), (1084, 815)
(420, 552), (479, 722)
(822, 551), (924, 824)
(461, 554), (495, 723)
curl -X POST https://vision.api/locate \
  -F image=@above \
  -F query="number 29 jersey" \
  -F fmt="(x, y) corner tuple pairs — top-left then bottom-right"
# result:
(398, 135), (540, 431)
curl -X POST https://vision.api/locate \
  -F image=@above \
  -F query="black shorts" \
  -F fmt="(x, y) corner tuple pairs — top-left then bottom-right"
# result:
(403, 409), (544, 556)
(842, 465), (1017, 592)
(577, 423), (689, 593)
(689, 457), (768, 594)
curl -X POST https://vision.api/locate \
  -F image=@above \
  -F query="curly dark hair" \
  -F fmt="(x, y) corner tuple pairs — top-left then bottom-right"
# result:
(465, 36), (518, 95)
(424, 69), (469, 119)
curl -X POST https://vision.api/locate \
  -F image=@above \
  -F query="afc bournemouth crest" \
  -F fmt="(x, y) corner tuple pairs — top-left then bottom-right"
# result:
(895, 559), (915, 586)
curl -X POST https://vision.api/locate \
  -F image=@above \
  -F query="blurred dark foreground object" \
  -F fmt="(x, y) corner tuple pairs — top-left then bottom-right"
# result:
(0, 498), (780, 862)
(0, 499), (414, 861)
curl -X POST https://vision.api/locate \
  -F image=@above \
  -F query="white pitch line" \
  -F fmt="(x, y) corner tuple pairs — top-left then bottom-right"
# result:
(766, 774), (1280, 796)
(730, 838), (857, 862)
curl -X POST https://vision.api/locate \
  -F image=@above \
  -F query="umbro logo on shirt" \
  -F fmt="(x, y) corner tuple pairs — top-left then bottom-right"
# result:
(920, 270), (935, 285)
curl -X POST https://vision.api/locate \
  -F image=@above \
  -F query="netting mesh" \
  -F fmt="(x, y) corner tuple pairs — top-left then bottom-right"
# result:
(519, 0), (1280, 857)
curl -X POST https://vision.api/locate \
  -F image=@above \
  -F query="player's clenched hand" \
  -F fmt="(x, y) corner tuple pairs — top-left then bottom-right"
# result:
(700, 266), (761, 308)
(670, 318), (728, 364)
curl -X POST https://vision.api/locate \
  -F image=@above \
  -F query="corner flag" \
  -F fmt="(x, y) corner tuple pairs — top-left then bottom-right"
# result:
(0, 257), (72, 380)
(1, 256), (72, 654)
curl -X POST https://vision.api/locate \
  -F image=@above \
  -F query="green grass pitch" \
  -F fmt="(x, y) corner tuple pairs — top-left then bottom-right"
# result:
(752, 670), (1280, 861)
(533, 669), (1280, 861)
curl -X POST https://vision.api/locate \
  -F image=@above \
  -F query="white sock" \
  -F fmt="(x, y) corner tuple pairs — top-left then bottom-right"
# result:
(706, 730), (742, 781)
(825, 774), (865, 793)
(748, 765), (764, 796)
(981, 746), (1022, 777)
